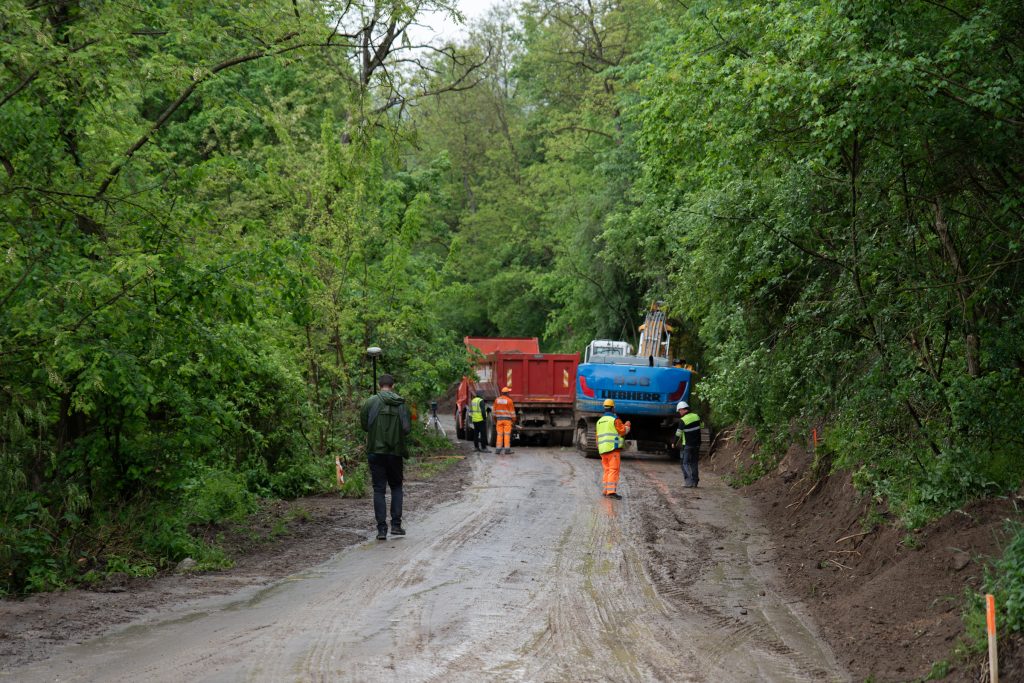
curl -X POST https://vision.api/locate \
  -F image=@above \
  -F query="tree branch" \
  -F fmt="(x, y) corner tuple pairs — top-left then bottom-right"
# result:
(0, 253), (38, 313)
(552, 124), (613, 140)
(915, 0), (969, 22)
(94, 32), (301, 198)
(914, 66), (1024, 127)
(0, 39), (99, 111)
(0, 69), (39, 110)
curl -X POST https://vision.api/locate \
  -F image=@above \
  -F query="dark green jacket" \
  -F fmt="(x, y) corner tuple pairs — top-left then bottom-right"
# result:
(360, 390), (412, 457)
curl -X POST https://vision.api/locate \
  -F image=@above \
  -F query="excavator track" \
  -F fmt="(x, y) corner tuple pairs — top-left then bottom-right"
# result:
(575, 419), (599, 459)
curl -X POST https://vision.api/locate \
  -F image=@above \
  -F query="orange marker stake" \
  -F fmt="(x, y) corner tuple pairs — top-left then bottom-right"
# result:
(812, 428), (818, 450)
(987, 593), (999, 683)
(335, 457), (345, 488)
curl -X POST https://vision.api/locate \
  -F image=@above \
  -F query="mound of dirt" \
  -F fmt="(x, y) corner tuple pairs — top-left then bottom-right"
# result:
(705, 428), (1022, 682)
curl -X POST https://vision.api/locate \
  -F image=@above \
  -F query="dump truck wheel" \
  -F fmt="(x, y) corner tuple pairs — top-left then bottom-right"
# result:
(462, 409), (476, 441)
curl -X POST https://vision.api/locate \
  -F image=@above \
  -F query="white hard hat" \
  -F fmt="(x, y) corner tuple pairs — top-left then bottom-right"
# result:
(676, 401), (689, 411)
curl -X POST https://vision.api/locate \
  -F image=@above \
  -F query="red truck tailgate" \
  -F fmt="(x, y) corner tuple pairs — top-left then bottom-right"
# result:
(494, 353), (579, 403)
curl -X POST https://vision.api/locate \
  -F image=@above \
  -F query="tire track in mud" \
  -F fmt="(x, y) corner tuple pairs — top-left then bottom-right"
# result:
(11, 448), (847, 683)
(500, 456), (698, 683)
(627, 458), (847, 682)
(327, 451), (578, 681)
(258, 453), (556, 682)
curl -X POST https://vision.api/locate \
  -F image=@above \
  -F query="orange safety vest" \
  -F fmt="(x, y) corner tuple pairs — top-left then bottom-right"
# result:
(493, 395), (515, 421)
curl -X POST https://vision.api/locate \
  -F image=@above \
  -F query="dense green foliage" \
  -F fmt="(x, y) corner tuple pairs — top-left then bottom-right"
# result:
(623, 0), (1024, 528)
(0, 0), (468, 593)
(982, 524), (1024, 638)
(2, 0), (1022, 596)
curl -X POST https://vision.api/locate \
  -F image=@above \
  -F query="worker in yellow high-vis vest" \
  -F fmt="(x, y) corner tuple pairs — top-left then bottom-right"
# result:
(470, 391), (490, 453)
(596, 398), (630, 499)
(673, 401), (702, 488)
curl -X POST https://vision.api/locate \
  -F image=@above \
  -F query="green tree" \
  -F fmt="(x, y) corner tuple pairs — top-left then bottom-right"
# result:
(625, 0), (1024, 522)
(0, 0), (470, 593)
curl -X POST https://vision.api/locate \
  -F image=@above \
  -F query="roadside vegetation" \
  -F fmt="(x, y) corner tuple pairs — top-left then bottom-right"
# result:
(2, 0), (1023, 651)
(0, 0), (469, 595)
(967, 522), (1024, 657)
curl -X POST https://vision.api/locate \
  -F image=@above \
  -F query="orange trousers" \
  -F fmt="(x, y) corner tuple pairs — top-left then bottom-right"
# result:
(601, 450), (620, 495)
(496, 419), (513, 449)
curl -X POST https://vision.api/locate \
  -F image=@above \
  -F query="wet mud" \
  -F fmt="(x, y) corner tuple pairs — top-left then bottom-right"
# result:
(6, 442), (848, 682)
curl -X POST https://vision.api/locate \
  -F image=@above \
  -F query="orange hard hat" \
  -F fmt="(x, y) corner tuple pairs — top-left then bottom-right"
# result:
(501, 386), (512, 394)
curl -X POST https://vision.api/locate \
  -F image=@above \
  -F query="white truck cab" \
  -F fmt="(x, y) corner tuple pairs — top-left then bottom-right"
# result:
(583, 339), (671, 367)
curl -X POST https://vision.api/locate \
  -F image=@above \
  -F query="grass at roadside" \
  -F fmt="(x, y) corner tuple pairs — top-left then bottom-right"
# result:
(955, 521), (1024, 676)
(408, 454), (464, 479)
(338, 422), (461, 499)
(4, 422), (464, 594)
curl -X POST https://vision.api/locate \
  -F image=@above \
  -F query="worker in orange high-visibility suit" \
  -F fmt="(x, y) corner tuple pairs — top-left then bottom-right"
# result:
(596, 398), (630, 499)
(492, 386), (516, 454)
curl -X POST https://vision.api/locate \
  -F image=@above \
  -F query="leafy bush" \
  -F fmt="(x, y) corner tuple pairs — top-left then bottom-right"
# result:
(265, 454), (333, 499)
(339, 462), (369, 498)
(136, 507), (233, 571)
(181, 468), (257, 526)
(982, 523), (1024, 636)
(408, 420), (455, 453)
(0, 495), (64, 595)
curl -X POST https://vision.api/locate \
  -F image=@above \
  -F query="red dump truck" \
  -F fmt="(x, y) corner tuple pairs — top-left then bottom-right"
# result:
(455, 337), (539, 440)
(455, 338), (580, 447)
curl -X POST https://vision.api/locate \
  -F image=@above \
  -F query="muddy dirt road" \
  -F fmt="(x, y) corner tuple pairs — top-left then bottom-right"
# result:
(9, 446), (848, 682)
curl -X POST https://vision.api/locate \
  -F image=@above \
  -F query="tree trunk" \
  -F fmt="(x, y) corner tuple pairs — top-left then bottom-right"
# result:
(932, 200), (980, 377)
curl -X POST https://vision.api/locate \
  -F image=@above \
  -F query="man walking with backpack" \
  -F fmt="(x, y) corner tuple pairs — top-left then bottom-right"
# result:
(360, 374), (412, 540)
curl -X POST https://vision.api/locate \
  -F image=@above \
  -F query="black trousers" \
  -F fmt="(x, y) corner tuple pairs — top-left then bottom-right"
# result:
(681, 445), (700, 486)
(368, 453), (403, 531)
(472, 420), (487, 450)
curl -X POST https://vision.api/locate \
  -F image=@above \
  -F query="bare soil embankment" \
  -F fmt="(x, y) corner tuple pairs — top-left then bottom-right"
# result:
(705, 428), (1023, 682)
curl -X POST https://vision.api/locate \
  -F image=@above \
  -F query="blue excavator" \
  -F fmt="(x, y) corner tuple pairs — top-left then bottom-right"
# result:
(573, 303), (695, 458)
